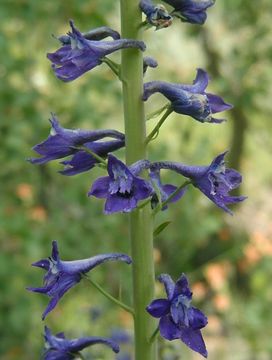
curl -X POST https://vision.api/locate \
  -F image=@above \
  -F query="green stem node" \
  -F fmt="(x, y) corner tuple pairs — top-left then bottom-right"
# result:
(77, 145), (107, 166)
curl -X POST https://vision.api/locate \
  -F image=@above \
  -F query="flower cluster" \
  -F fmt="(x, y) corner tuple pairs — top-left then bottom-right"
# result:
(28, 11), (246, 359)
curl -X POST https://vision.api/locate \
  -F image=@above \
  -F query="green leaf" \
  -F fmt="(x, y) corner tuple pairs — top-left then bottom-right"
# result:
(153, 221), (171, 237)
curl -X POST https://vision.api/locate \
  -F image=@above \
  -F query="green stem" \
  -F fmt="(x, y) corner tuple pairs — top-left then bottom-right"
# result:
(146, 103), (170, 121)
(77, 145), (107, 166)
(145, 108), (173, 145)
(120, 1), (157, 359)
(83, 275), (134, 316)
(102, 57), (121, 78)
(149, 326), (160, 344)
(153, 180), (191, 215)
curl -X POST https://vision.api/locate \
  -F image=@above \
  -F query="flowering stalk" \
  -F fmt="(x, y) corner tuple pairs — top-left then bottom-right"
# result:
(120, 1), (157, 359)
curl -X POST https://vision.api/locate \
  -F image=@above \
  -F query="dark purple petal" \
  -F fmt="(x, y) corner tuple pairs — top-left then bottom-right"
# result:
(26, 286), (49, 294)
(163, 0), (214, 25)
(179, 327), (208, 358)
(159, 315), (180, 340)
(177, 68), (209, 93)
(206, 93), (233, 114)
(188, 307), (208, 330)
(88, 177), (111, 198)
(68, 337), (119, 353)
(60, 139), (124, 176)
(31, 259), (50, 270)
(52, 240), (59, 261)
(170, 301), (189, 326)
(42, 274), (81, 320)
(133, 177), (153, 201)
(104, 194), (137, 214)
(173, 273), (192, 300)
(158, 274), (175, 299)
(146, 299), (170, 318)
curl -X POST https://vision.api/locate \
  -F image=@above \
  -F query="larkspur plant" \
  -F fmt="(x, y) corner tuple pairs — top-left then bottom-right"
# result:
(28, 2), (246, 360)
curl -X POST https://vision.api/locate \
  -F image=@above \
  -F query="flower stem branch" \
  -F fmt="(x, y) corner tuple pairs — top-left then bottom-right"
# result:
(77, 146), (107, 166)
(83, 275), (134, 316)
(153, 180), (191, 215)
(146, 103), (171, 121)
(145, 108), (173, 145)
(102, 57), (121, 78)
(149, 327), (160, 344)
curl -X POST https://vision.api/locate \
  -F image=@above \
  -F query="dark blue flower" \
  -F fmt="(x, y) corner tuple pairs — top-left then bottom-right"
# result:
(151, 151), (246, 214)
(48, 20), (146, 82)
(162, 0), (215, 25)
(146, 274), (208, 358)
(88, 155), (153, 214)
(43, 326), (119, 359)
(60, 139), (125, 175)
(140, 0), (173, 29)
(143, 68), (232, 123)
(149, 169), (187, 210)
(29, 114), (124, 165)
(27, 241), (132, 320)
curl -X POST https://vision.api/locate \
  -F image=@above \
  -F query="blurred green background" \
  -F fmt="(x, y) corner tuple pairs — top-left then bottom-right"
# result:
(1, 0), (272, 359)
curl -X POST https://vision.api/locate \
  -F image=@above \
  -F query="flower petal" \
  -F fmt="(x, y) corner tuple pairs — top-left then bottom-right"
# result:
(68, 337), (120, 354)
(179, 327), (208, 358)
(104, 194), (137, 214)
(146, 299), (170, 318)
(158, 274), (175, 299)
(173, 273), (192, 300)
(188, 307), (208, 330)
(159, 314), (180, 340)
(88, 176), (110, 198)
(206, 93), (233, 114)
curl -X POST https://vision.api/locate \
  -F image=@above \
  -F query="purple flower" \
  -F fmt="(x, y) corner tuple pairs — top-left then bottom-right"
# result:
(143, 68), (232, 123)
(140, 0), (173, 29)
(27, 241), (132, 320)
(48, 20), (146, 82)
(88, 155), (153, 214)
(29, 114), (124, 165)
(60, 139), (125, 176)
(162, 0), (215, 25)
(43, 326), (119, 359)
(146, 274), (208, 358)
(151, 151), (246, 214)
(150, 169), (187, 210)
